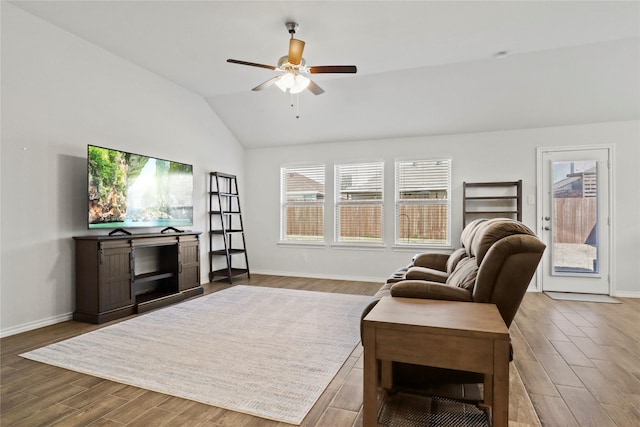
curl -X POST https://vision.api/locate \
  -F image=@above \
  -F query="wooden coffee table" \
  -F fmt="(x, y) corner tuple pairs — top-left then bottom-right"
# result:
(362, 297), (510, 427)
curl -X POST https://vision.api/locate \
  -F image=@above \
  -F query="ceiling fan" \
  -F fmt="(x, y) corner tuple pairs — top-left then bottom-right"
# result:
(227, 22), (357, 96)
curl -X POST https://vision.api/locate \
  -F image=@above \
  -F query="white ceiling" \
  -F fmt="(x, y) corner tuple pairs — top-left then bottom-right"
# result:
(9, 1), (640, 149)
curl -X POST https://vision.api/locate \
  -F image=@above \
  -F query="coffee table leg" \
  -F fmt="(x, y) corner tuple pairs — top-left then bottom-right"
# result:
(484, 373), (494, 408)
(380, 360), (393, 389)
(492, 340), (510, 427)
(363, 326), (378, 426)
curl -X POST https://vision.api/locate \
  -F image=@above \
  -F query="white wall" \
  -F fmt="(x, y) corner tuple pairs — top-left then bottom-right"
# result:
(0, 4), (245, 336)
(244, 121), (640, 295)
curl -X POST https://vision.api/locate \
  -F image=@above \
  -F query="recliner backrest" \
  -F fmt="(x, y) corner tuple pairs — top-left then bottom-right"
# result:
(469, 218), (536, 264)
(469, 219), (546, 326)
(460, 218), (488, 256)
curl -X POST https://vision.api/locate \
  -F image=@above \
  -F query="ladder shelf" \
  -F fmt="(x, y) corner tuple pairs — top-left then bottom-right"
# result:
(208, 172), (250, 282)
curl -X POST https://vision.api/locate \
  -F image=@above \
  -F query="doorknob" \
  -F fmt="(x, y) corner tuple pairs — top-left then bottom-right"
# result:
(544, 226), (551, 231)
(544, 216), (551, 221)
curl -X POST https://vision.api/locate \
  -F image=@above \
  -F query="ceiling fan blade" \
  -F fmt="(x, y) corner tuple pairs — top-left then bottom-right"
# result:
(307, 79), (325, 95)
(288, 39), (305, 65)
(227, 59), (276, 70)
(309, 65), (357, 74)
(252, 75), (282, 91)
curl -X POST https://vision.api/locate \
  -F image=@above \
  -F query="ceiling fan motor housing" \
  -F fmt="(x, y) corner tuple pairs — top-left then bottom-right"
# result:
(278, 56), (306, 69)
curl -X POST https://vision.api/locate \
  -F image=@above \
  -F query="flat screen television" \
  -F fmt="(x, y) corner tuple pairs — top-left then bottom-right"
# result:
(88, 145), (193, 230)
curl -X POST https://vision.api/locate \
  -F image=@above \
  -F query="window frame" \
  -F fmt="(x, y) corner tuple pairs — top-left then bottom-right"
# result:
(280, 165), (326, 244)
(334, 161), (385, 246)
(394, 159), (452, 248)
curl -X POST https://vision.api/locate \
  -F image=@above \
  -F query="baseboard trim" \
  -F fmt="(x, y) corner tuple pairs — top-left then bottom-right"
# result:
(1, 312), (73, 338)
(613, 291), (640, 298)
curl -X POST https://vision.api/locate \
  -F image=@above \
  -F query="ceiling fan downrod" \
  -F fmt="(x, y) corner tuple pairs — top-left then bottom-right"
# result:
(286, 22), (299, 37)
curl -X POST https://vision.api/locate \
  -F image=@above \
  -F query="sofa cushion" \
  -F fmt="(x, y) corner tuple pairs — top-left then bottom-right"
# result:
(406, 266), (449, 282)
(412, 253), (450, 270)
(445, 257), (478, 290)
(390, 280), (472, 301)
(445, 247), (467, 273)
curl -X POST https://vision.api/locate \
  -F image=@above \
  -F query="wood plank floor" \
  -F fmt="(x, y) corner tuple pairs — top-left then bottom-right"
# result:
(512, 290), (640, 427)
(1, 274), (638, 426)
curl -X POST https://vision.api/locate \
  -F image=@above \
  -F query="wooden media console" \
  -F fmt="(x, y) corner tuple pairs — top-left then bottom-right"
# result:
(73, 232), (202, 324)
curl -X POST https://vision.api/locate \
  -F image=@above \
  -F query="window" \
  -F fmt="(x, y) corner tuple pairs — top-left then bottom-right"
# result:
(395, 159), (451, 246)
(335, 162), (384, 244)
(280, 165), (325, 242)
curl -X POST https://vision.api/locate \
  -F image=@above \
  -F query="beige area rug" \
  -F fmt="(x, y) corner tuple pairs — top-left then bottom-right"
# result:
(544, 291), (621, 303)
(21, 285), (373, 425)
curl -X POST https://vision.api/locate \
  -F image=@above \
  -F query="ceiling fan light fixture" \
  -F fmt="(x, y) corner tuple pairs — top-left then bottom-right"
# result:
(275, 72), (295, 92)
(290, 74), (310, 94)
(275, 72), (310, 94)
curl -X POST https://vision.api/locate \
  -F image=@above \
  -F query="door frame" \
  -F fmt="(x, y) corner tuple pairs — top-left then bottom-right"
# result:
(535, 144), (616, 295)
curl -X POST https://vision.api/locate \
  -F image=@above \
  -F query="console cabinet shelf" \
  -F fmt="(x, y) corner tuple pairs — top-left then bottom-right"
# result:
(73, 232), (202, 324)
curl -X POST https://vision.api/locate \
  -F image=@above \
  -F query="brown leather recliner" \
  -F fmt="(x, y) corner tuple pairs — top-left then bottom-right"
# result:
(362, 218), (546, 391)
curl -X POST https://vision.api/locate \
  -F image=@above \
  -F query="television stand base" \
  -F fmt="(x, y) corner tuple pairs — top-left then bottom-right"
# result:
(161, 226), (184, 233)
(109, 228), (132, 236)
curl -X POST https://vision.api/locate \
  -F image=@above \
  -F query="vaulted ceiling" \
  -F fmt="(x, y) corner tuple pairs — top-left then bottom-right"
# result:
(9, 1), (640, 149)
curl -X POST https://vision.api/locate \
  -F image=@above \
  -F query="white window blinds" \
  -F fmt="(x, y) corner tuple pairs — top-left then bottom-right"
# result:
(395, 159), (451, 245)
(335, 162), (384, 243)
(281, 165), (325, 242)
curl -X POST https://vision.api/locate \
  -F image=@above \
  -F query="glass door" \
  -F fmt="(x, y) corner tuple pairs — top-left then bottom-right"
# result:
(540, 148), (610, 294)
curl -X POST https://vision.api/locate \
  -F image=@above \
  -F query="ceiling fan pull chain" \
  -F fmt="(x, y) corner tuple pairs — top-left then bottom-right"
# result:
(296, 93), (300, 119)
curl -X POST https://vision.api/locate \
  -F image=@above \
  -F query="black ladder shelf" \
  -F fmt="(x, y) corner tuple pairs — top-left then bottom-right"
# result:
(208, 172), (250, 282)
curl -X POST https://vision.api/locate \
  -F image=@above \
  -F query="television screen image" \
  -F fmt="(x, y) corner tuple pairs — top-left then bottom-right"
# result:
(88, 145), (193, 229)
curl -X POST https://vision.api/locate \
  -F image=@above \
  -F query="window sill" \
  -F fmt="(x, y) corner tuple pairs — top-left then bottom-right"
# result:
(277, 241), (327, 248)
(330, 242), (387, 251)
(392, 244), (454, 252)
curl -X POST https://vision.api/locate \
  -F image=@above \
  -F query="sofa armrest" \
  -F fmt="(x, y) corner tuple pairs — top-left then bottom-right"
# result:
(390, 280), (473, 302)
(412, 253), (450, 270)
(406, 266), (448, 283)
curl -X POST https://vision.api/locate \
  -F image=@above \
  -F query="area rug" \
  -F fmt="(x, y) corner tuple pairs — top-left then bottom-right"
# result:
(20, 285), (373, 425)
(544, 291), (621, 304)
